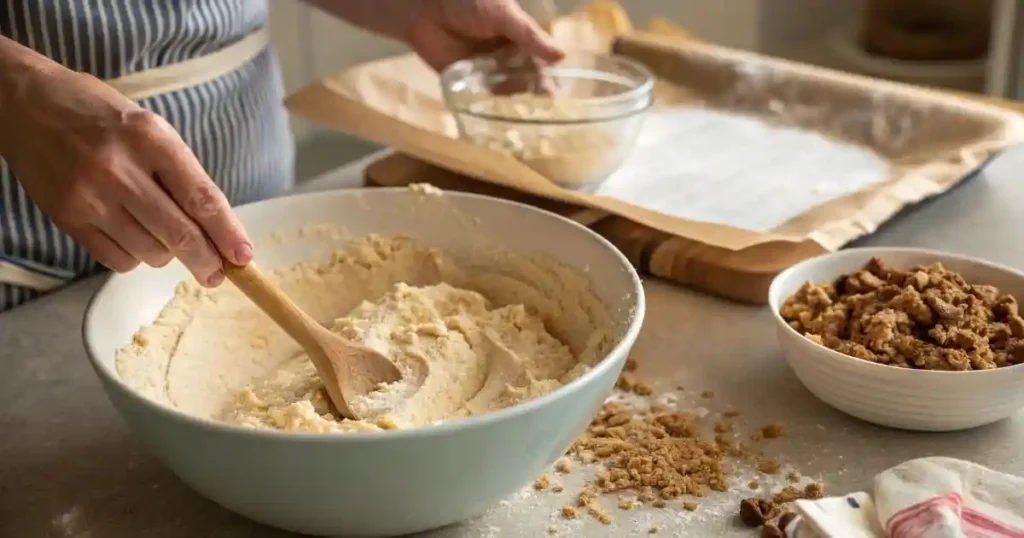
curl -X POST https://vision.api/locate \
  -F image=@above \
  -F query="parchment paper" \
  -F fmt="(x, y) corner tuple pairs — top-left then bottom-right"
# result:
(286, 1), (1024, 253)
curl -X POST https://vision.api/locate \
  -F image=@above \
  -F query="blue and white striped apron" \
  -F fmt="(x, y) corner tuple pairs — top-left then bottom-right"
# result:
(0, 0), (295, 311)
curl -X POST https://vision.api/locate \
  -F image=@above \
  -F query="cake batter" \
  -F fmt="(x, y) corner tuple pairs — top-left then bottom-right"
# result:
(116, 234), (613, 433)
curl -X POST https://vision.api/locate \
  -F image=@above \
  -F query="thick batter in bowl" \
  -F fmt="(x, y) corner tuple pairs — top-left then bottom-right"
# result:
(83, 187), (645, 537)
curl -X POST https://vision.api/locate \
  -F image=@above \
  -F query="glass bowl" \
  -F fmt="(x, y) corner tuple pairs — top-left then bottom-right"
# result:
(440, 51), (654, 191)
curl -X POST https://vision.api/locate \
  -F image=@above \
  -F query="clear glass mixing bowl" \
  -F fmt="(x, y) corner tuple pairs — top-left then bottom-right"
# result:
(440, 51), (654, 191)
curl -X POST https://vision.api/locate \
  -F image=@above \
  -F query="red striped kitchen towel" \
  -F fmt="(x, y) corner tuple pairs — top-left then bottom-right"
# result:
(789, 458), (1024, 538)
(875, 458), (1024, 538)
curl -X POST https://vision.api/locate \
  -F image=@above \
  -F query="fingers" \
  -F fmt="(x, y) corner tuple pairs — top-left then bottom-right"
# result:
(77, 227), (139, 273)
(122, 175), (225, 287)
(126, 110), (253, 268)
(97, 208), (173, 268)
(410, 1), (565, 72)
(497, 1), (565, 63)
(408, 20), (475, 72)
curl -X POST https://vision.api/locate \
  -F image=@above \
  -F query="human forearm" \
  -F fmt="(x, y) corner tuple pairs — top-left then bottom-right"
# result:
(298, 0), (563, 72)
(301, 0), (420, 42)
(0, 36), (66, 156)
(0, 35), (253, 282)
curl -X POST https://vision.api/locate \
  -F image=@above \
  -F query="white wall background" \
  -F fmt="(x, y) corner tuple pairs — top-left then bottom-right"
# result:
(270, 0), (862, 143)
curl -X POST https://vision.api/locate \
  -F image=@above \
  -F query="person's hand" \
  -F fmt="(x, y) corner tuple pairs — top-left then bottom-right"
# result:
(308, 0), (565, 71)
(0, 41), (252, 286)
(405, 0), (565, 71)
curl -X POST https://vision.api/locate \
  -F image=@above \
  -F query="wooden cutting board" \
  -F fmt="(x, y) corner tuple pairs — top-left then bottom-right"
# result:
(364, 153), (826, 304)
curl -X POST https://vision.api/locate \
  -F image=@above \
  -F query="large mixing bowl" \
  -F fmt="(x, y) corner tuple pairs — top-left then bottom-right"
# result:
(83, 188), (645, 537)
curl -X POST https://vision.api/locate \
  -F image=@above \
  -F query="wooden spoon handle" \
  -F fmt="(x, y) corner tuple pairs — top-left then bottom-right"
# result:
(223, 262), (321, 350)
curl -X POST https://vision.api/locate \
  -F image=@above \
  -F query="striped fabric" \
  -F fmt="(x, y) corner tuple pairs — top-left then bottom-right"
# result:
(0, 0), (295, 311)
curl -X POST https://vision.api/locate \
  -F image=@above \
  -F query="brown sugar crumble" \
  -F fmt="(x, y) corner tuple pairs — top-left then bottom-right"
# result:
(803, 482), (825, 499)
(616, 372), (654, 396)
(570, 402), (729, 503)
(534, 474), (551, 491)
(757, 459), (783, 475)
(548, 359), (820, 529)
(738, 483), (826, 529)
(633, 381), (654, 395)
(781, 257), (1024, 370)
(762, 512), (798, 538)
(740, 498), (781, 527)
(587, 505), (613, 525)
(761, 423), (784, 439)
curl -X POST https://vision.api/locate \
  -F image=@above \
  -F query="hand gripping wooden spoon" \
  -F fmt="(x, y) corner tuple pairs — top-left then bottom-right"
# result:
(223, 262), (402, 420)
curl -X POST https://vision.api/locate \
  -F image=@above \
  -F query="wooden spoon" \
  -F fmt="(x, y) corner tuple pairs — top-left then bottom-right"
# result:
(223, 262), (402, 420)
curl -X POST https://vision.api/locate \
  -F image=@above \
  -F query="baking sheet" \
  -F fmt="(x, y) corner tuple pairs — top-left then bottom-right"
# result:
(593, 104), (889, 232)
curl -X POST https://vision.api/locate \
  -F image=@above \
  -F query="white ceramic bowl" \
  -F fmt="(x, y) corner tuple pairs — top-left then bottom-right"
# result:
(83, 188), (645, 537)
(768, 247), (1024, 432)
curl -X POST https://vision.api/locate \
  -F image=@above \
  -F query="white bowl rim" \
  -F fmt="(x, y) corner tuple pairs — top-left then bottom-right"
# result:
(768, 245), (1024, 378)
(82, 187), (647, 443)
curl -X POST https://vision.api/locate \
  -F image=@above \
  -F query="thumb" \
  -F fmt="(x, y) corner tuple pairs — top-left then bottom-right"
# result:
(495, 1), (565, 63)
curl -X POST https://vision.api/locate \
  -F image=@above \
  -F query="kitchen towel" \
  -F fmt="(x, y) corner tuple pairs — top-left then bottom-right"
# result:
(783, 457), (1024, 538)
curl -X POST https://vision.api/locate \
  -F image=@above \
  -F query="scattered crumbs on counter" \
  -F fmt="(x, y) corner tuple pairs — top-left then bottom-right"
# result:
(758, 459), (783, 475)
(454, 355), (834, 538)
(761, 423), (785, 439)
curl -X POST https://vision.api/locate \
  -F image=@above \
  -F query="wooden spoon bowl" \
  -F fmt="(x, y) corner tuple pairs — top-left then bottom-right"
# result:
(223, 262), (402, 420)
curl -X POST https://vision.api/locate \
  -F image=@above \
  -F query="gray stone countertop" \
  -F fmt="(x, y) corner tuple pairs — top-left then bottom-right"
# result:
(2, 149), (1022, 538)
